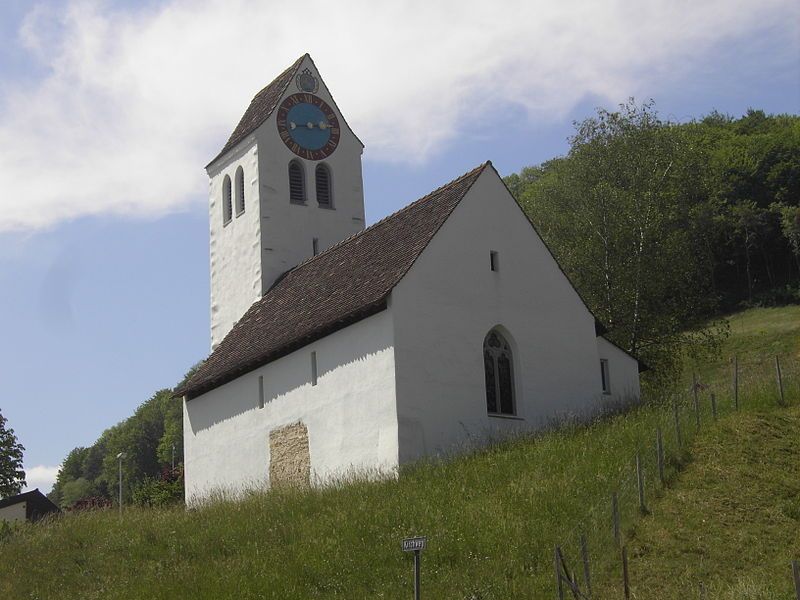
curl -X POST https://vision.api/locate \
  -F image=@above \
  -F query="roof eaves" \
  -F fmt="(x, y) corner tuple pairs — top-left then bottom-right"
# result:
(178, 298), (389, 399)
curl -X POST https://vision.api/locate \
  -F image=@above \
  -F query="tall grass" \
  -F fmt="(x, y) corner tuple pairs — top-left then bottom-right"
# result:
(1, 307), (797, 599)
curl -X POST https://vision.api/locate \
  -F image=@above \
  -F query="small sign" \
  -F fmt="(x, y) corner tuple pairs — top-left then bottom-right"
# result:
(402, 536), (427, 552)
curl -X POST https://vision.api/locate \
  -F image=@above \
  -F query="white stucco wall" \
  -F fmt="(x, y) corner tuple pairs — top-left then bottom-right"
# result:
(597, 337), (641, 404)
(0, 501), (26, 523)
(391, 169), (633, 463)
(183, 309), (398, 504)
(208, 141), (262, 350)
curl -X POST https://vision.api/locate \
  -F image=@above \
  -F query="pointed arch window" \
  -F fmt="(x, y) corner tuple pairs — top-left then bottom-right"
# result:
(222, 174), (232, 224)
(289, 160), (306, 203)
(235, 166), (245, 216)
(484, 330), (515, 415)
(315, 163), (332, 208)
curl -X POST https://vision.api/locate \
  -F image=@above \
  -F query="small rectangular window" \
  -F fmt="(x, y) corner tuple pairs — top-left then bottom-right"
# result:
(490, 251), (499, 272)
(258, 375), (265, 409)
(311, 351), (318, 386)
(600, 359), (610, 394)
(312, 237), (319, 256)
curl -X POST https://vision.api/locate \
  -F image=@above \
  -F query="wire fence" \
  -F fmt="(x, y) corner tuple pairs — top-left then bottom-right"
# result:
(550, 353), (800, 599)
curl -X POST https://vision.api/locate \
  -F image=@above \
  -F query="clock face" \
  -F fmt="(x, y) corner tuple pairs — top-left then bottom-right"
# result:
(276, 93), (340, 160)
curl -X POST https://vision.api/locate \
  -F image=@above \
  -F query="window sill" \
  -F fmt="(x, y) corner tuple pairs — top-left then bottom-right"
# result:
(602, 391), (612, 396)
(317, 204), (335, 210)
(235, 210), (245, 218)
(222, 219), (232, 227)
(290, 201), (307, 206)
(488, 412), (525, 421)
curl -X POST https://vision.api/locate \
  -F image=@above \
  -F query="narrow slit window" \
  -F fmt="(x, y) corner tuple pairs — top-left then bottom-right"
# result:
(222, 175), (232, 224)
(490, 251), (499, 272)
(289, 160), (305, 203)
(311, 351), (318, 386)
(258, 375), (265, 409)
(600, 359), (611, 394)
(315, 164), (332, 207)
(312, 237), (319, 256)
(235, 166), (245, 215)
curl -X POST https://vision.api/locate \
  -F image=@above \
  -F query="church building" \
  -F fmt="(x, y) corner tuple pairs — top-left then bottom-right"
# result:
(177, 55), (642, 503)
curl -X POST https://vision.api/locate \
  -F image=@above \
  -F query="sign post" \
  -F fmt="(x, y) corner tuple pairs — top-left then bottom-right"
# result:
(402, 536), (426, 600)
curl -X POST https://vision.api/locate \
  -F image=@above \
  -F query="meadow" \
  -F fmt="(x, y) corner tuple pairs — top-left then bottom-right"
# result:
(1, 306), (798, 599)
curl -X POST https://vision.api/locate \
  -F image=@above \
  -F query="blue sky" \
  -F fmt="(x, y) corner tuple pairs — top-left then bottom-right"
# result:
(1, 0), (797, 492)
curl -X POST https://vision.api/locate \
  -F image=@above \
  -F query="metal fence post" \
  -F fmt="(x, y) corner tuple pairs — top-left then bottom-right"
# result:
(636, 453), (646, 514)
(733, 355), (739, 410)
(612, 492), (620, 547)
(692, 372), (700, 428)
(621, 546), (630, 600)
(792, 559), (800, 600)
(554, 546), (564, 600)
(580, 533), (592, 598)
(776, 356), (785, 406)
(656, 427), (665, 486)
(711, 392), (717, 420)
(673, 398), (682, 447)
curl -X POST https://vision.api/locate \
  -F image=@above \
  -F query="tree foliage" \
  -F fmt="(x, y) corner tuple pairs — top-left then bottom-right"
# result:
(0, 408), (26, 499)
(506, 102), (799, 388)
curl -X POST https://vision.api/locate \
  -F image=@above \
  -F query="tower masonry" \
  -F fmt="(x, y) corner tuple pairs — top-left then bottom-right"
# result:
(206, 54), (365, 349)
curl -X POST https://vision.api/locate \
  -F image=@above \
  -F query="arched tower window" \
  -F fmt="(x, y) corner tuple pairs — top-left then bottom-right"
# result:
(235, 166), (245, 216)
(484, 330), (515, 415)
(315, 163), (332, 208)
(289, 160), (306, 203)
(222, 175), (232, 224)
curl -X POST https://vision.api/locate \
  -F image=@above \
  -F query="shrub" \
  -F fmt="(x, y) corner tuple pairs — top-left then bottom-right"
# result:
(131, 466), (184, 508)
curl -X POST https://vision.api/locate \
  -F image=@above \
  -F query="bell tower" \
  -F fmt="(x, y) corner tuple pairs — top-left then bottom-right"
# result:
(206, 54), (366, 349)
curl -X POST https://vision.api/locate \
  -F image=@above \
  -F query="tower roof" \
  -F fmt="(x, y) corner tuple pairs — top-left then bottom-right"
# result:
(207, 54), (307, 168)
(177, 162), (491, 399)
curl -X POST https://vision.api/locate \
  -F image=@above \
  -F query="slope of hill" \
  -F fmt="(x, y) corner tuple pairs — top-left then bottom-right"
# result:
(1, 306), (797, 599)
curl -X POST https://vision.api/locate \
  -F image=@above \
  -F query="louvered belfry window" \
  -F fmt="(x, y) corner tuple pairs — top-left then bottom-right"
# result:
(289, 160), (305, 203)
(315, 164), (332, 208)
(222, 175), (233, 224)
(484, 330), (515, 415)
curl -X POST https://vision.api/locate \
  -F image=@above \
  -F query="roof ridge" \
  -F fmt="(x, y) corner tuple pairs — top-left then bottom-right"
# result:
(207, 54), (307, 168)
(285, 161), (491, 275)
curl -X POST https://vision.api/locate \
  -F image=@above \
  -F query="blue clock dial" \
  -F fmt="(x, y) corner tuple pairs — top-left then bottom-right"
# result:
(286, 103), (330, 150)
(276, 94), (341, 160)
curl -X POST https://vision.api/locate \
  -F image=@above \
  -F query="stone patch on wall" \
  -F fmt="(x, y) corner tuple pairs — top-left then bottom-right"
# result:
(269, 422), (311, 488)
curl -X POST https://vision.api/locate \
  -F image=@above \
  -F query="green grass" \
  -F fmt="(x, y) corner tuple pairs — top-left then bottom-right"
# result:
(1, 306), (798, 599)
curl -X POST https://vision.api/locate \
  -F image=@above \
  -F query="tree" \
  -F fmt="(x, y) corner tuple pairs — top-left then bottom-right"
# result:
(511, 100), (727, 389)
(0, 408), (26, 498)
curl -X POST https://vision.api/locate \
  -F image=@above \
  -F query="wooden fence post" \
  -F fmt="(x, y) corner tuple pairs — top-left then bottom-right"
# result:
(656, 427), (665, 486)
(792, 559), (800, 600)
(776, 356), (785, 406)
(554, 546), (564, 600)
(636, 453), (646, 514)
(733, 355), (739, 410)
(711, 393), (717, 420)
(621, 546), (630, 600)
(693, 372), (700, 428)
(580, 533), (592, 598)
(673, 398), (682, 447)
(612, 492), (620, 547)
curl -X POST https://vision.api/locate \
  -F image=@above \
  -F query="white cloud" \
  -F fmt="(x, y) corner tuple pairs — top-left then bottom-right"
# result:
(23, 464), (59, 494)
(0, 0), (796, 231)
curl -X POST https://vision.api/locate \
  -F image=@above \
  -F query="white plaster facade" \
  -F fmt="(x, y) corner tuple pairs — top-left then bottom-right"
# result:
(184, 57), (642, 504)
(0, 501), (26, 524)
(184, 310), (398, 501)
(207, 56), (365, 349)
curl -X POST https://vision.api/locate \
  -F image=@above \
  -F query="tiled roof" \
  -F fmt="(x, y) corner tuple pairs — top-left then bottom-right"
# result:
(207, 55), (306, 168)
(177, 163), (490, 399)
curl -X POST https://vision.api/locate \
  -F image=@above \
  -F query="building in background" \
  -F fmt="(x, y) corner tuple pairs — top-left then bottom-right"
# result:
(0, 489), (60, 524)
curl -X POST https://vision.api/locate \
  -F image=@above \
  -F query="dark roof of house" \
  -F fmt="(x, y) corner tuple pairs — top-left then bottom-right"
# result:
(0, 489), (60, 520)
(177, 162), (491, 399)
(207, 55), (307, 168)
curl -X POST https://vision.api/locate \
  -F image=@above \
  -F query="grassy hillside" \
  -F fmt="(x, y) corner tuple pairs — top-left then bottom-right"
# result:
(1, 307), (798, 599)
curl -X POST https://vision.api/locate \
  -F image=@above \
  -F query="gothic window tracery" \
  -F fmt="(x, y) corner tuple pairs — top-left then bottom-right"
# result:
(484, 330), (515, 415)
